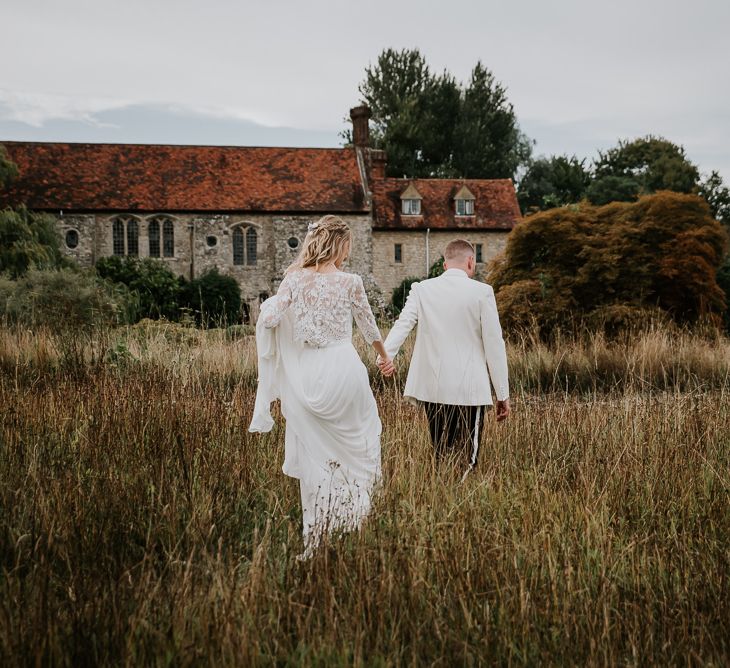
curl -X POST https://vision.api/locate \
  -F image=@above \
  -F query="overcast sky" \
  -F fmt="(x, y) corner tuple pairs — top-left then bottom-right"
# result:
(1, 0), (728, 181)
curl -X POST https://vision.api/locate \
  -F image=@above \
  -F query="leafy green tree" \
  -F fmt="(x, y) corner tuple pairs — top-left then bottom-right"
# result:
(352, 49), (531, 179)
(0, 144), (19, 189)
(585, 175), (641, 206)
(185, 268), (242, 328)
(0, 206), (68, 278)
(451, 63), (532, 179)
(588, 136), (700, 205)
(699, 170), (730, 227)
(95, 256), (185, 321)
(518, 155), (592, 213)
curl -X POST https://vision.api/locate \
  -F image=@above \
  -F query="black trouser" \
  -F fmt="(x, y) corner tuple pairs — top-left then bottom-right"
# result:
(424, 402), (486, 468)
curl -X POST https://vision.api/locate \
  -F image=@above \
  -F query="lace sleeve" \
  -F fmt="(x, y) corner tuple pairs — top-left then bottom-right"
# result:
(259, 273), (293, 329)
(350, 275), (381, 344)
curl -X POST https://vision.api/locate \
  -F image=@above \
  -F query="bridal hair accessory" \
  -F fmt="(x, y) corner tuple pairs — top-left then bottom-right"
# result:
(307, 222), (319, 232)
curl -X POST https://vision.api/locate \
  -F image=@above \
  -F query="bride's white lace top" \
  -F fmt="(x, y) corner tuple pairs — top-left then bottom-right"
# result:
(260, 269), (382, 347)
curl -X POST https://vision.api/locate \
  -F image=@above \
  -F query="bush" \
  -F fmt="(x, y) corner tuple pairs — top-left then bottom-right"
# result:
(718, 254), (730, 332)
(185, 268), (242, 328)
(96, 256), (185, 321)
(390, 277), (421, 317)
(0, 268), (135, 332)
(428, 256), (445, 278)
(0, 206), (72, 278)
(491, 192), (729, 337)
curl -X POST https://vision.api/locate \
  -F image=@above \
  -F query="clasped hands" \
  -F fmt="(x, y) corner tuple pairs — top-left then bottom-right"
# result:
(376, 355), (396, 377)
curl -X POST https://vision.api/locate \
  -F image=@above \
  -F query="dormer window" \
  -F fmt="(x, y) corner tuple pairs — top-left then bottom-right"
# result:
(454, 185), (475, 216)
(400, 183), (423, 216)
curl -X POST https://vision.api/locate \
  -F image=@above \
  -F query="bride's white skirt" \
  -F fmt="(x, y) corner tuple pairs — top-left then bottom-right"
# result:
(279, 339), (381, 548)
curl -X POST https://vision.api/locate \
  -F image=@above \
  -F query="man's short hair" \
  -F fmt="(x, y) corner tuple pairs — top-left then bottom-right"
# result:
(444, 239), (475, 262)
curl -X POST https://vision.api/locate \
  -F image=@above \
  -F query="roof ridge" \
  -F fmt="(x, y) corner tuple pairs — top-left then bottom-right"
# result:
(0, 140), (353, 151)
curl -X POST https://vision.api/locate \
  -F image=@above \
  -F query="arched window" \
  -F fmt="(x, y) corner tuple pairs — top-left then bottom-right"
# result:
(232, 225), (258, 266)
(112, 219), (125, 256)
(148, 219), (160, 257)
(233, 227), (244, 265)
(112, 216), (143, 256)
(246, 227), (257, 266)
(163, 219), (175, 257)
(127, 219), (139, 256)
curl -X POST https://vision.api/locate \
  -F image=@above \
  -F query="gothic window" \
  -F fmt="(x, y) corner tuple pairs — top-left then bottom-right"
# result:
(246, 227), (257, 266)
(112, 219), (125, 256)
(112, 216), (142, 256)
(476, 243), (483, 263)
(232, 225), (258, 266)
(233, 227), (244, 265)
(394, 243), (403, 263)
(163, 219), (175, 257)
(127, 219), (139, 256)
(148, 219), (160, 257)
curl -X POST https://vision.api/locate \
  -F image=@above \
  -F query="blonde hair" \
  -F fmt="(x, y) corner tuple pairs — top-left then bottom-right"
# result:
(288, 215), (352, 272)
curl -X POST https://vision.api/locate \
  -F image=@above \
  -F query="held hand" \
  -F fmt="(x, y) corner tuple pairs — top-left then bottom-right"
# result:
(376, 355), (396, 377)
(495, 399), (511, 422)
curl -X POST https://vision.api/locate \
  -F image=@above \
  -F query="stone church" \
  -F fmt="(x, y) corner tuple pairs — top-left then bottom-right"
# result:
(0, 106), (521, 320)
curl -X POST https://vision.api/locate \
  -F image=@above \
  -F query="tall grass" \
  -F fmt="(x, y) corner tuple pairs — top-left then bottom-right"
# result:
(1, 324), (729, 665)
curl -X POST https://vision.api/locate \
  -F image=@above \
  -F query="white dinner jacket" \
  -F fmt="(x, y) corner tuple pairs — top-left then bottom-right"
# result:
(383, 268), (509, 406)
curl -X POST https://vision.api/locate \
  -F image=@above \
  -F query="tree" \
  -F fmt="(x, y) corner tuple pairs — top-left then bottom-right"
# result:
(698, 170), (730, 227)
(451, 63), (533, 179)
(0, 144), (19, 189)
(584, 175), (641, 206)
(185, 268), (242, 328)
(490, 192), (728, 336)
(588, 136), (700, 205)
(517, 155), (592, 213)
(352, 49), (532, 179)
(96, 256), (186, 321)
(0, 206), (68, 278)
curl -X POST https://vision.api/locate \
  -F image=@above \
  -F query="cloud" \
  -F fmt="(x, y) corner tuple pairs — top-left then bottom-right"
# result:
(0, 90), (132, 128)
(0, 90), (286, 131)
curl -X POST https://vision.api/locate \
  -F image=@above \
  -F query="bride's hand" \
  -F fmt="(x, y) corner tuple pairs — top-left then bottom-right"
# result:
(376, 355), (396, 377)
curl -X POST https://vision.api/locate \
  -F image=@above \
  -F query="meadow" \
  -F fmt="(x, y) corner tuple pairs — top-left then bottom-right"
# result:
(1, 322), (729, 665)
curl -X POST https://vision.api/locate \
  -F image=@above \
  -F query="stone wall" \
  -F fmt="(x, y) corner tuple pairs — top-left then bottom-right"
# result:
(54, 212), (373, 320)
(372, 229), (510, 297)
(56, 213), (509, 312)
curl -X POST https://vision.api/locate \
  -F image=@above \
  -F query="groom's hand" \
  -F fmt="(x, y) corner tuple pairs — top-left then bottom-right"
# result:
(376, 355), (396, 377)
(495, 399), (511, 422)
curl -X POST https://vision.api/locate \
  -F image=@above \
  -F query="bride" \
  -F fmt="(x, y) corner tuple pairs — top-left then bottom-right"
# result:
(249, 215), (394, 559)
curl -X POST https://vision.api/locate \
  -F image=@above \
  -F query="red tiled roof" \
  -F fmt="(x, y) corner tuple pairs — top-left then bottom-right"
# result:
(372, 178), (521, 230)
(0, 141), (367, 213)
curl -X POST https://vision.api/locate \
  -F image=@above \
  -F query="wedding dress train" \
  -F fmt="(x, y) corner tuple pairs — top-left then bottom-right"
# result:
(249, 270), (382, 553)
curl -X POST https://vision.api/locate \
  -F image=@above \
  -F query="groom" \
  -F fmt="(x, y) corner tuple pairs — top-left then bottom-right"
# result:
(377, 239), (510, 473)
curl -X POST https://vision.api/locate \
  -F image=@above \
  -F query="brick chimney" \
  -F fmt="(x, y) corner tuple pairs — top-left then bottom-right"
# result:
(350, 105), (371, 148)
(370, 149), (387, 179)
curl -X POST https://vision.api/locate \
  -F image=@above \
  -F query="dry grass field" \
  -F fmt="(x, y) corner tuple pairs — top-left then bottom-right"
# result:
(1, 323), (729, 665)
